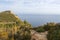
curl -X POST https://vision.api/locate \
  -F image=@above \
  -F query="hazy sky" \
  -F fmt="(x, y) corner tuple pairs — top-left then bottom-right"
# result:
(0, 0), (60, 14)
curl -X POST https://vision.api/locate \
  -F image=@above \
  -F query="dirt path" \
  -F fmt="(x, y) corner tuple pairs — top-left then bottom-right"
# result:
(31, 30), (48, 40)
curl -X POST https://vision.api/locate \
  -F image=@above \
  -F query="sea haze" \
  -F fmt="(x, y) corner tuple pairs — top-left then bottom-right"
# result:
(17, 14), (60, 27)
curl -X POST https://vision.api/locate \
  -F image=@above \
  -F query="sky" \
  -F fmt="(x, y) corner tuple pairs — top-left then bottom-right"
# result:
(0, 0), (60, 14)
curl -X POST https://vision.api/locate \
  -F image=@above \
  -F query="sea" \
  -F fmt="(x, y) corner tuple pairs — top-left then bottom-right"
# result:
(17, 14), (60, 27)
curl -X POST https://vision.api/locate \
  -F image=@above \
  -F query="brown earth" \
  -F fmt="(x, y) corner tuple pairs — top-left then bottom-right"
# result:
(31, 30), (48, 40)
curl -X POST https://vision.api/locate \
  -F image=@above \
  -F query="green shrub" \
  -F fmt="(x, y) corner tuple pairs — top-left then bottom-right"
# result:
(47, 25), (60, 40)
(35, 27), (45, 32)
(14, 26), (31, 40)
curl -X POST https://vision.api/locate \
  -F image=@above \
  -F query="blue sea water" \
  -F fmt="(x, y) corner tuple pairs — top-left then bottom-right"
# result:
(17, 14), (60, 27)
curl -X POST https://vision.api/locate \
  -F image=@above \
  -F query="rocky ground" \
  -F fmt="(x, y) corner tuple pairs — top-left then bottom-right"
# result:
(31, 30), (48, 40)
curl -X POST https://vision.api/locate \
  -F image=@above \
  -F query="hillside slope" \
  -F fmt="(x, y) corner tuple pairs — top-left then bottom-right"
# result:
(0, 10), (32, 27)
(0, 11), (24, 26)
